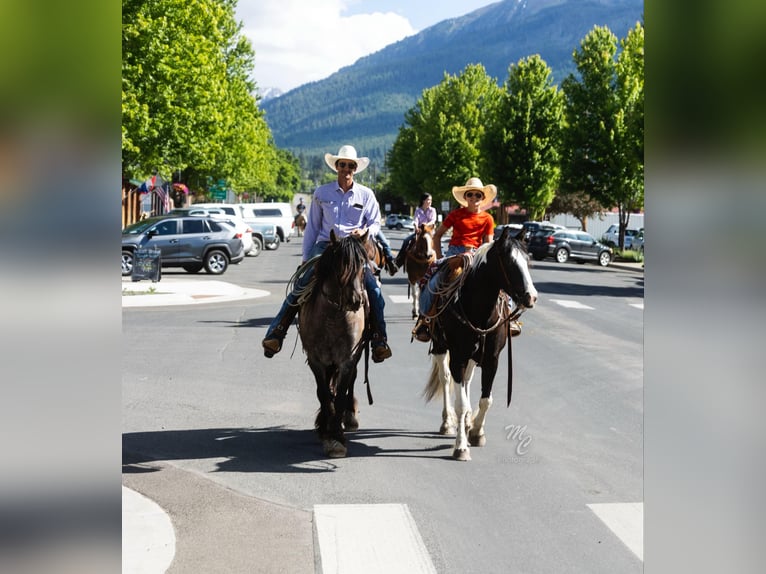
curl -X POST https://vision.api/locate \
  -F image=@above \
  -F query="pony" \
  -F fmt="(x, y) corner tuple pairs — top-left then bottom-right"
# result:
(298, 230), (370, 458)
(294, 213), (307, 237)
(422, 226), (538, 461)
(401, 223), (436, 319)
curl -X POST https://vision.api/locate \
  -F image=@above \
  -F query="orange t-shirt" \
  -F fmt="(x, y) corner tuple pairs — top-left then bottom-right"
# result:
(443, 208), (495, 249)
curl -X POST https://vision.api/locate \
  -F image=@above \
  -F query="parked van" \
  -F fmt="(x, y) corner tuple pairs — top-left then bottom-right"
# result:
(190, 203), (279, 251)
(238, 203), (294, 244)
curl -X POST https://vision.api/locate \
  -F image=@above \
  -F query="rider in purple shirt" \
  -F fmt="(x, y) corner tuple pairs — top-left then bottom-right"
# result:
(262, 145), (392, 363)
(394, 193), (437, 268)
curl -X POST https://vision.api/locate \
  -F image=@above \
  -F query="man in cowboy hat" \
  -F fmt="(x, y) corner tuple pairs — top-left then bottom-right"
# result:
(261, 145), (393, 362)
(412, 177), (522, 342)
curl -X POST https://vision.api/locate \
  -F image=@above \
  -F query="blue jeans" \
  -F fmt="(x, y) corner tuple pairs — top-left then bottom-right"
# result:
(418, 245), (473, 314)
(266, 240), (387, 340)
(376, 231), (395, 262)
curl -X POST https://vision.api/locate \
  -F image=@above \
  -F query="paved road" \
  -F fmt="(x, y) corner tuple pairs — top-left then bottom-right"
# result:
(123, 231), (643, 573)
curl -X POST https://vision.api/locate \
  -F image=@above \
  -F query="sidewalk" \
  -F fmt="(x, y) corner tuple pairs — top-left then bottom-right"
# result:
(121, 277), (269, 307)
(123, 278), (273, 573)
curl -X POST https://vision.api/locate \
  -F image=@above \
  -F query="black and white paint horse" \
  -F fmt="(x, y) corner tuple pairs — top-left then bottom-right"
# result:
(422, 226), (538, 461)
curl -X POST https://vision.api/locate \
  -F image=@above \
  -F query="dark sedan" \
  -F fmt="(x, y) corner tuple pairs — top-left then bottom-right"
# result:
(528, 229), (613, 267)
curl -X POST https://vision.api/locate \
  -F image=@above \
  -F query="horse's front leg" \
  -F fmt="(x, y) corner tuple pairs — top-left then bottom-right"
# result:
(432, 352), (457, 435)
(325, 365), (358, 458)
(452, 378), (472, 461)
(411, 280), (419, 320)
(462, 360), (477, 434)
(469, 357), (499, 447)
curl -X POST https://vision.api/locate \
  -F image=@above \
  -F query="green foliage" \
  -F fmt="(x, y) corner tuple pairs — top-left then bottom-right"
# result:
(388, 64), (503, 210)
(560, 23), (644, 248)
(122, 0), (278, 194)
(484, 55), (564, 220)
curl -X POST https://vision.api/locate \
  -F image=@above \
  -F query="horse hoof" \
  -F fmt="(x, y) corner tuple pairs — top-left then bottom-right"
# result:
(469, 433), (486, 447)
(323, 440), (347, 458)
(452, 448), (471, 461)
(344, 416), (359, 432)
(439, 423), (456, 436)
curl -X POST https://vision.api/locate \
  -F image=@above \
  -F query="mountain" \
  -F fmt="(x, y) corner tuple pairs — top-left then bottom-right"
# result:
(261, 0), (643, 164)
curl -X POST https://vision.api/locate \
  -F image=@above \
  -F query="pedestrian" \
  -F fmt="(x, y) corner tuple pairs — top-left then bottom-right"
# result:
(412, 177), (509, 342)
(295, 197), (306, 216)
(262, 145), (393, 363)
(394, 192), (437, 269)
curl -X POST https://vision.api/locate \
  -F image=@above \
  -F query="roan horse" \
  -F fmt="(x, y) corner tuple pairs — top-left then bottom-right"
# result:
(298, 230), (371, 458)
(401, 223), (436, 319)
(422, 226), (538, 461)
(294, 213), (307, 236)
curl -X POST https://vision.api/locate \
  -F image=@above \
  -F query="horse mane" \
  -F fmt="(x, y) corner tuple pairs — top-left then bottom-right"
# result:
(315, 234), (367, 285)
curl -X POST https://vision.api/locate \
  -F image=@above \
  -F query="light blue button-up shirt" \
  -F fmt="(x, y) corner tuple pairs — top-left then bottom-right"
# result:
(302, 181), (382, 261)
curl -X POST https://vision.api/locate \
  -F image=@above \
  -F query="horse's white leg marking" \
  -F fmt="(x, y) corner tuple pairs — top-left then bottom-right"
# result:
(469, 396), (493, 447)
(453, 378), (472, 461)
(462, 360), (477, 432)
(434, 353), (456, 435)
(411, 281), (419, 319)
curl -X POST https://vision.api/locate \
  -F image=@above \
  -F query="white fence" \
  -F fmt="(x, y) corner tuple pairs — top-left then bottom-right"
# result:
(548, 212), (644, 242)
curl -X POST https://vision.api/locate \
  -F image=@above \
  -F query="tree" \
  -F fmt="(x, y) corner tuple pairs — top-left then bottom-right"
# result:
(560, 24), (644, 248)
(484, 55), (564, 220)
(122, 0), (277, 194)
(547, 191), (605, 232)
(388, 64), (503, 210)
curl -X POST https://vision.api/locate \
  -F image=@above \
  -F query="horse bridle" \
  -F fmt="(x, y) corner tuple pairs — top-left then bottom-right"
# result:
(447, 244), (528, 336)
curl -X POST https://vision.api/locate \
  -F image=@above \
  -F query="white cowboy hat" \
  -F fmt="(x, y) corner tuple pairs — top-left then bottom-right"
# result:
(324, 145), (370, 174)
(452, 177), (497, 209)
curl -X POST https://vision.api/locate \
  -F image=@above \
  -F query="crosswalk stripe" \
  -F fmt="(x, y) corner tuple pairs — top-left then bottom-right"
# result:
(550, 299), (594, 309)
(314, 503), (437, 574)
(389, 294), (413, 304)
(587, 502), (643, 561)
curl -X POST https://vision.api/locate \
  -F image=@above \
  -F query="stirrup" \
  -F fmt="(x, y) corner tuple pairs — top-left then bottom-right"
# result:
(411, 317), (431, 343)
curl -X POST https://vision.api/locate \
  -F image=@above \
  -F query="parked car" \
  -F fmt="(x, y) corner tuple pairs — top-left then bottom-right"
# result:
(632, 229), (644, 253)
(385, 214), (415, 230)
(237, 203), (294, 245)
(169, 207), (255, 256)
(528, 229), (613, 266)
(601, 224), (641, 249)
(122, 214), (244, 276)
(194, 203), (289, 250)
(493, 223), (524, 241)
(246, 221), (279, 255)
(521, 221), (566, 241)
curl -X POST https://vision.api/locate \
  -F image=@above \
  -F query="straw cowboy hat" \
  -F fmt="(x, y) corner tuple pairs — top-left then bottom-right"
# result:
(324, 145), (370, 174)
(452, 177), (497, 209)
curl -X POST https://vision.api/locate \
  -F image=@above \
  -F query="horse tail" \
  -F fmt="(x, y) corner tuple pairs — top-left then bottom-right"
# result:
(422, 352), (450, 403)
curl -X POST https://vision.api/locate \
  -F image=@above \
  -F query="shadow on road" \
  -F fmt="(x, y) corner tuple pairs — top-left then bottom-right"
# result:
(123, 426), (452, 475)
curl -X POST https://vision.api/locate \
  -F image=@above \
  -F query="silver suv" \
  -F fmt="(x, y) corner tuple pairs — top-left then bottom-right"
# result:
(122, 215), (244, 276)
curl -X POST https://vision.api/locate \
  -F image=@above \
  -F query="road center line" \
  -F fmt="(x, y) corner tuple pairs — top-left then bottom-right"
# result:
(314, 503), (436, 574)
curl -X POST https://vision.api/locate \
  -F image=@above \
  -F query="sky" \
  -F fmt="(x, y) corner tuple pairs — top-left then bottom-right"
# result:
(235, 0), (501, 94)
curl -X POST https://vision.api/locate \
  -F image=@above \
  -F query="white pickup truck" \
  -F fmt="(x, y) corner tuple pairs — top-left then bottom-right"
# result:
(601, 224), (642, 250)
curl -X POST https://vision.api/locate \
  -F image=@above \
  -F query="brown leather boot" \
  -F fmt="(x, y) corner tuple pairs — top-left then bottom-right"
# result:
(262, 305), (299, 358)
(371, 339), (392, 363)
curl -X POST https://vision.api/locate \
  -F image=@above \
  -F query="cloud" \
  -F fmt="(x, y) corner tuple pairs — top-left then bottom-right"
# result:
(235, 0), (415, 93)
